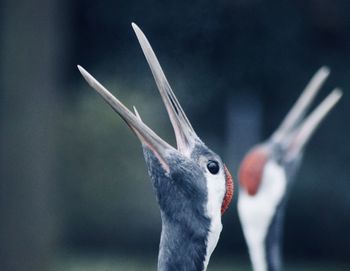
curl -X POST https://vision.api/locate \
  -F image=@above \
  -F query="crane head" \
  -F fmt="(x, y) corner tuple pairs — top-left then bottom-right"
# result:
(239, 67), (342, 198)
(237, 67), (342, 271)
(77, 23), (233, 268)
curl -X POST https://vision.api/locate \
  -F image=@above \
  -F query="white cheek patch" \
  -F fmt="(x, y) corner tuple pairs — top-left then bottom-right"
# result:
(238, 160), (287, 271)
(203, 167), (226, 270)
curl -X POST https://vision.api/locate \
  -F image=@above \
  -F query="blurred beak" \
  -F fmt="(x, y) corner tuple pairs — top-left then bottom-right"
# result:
(286, 88), (342, 158)
(132, 23), (200, 157)
(272, 66), (330, 145)
(77, 24), (200, 171)
(270, 66), (342, 159)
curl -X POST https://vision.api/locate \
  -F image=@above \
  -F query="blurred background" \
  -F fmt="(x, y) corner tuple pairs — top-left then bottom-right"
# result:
(1, 0), (349, 270)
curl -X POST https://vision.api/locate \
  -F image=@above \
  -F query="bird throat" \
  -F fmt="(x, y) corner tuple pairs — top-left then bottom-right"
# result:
(157, 214), (209, 271)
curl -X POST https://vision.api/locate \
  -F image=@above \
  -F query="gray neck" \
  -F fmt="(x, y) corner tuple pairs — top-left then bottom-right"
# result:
(157, 215), (208, 271)
(142, 148), (211, 271)
(265, 198), (286, 271)
(265, 155), (302, 271)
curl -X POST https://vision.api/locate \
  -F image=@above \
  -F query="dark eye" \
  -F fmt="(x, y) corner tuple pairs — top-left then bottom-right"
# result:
(207, 160), (219, 174)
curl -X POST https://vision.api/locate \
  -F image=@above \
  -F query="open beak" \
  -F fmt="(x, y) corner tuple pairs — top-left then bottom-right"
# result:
(286, 88), (342, 158)
(77, 24), (199, 171)
(269, 66), (342, 158)
(272, 66), (330, 145)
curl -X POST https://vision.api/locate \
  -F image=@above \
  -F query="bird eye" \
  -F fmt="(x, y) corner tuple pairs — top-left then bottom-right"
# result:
(207, 160), (220, 174)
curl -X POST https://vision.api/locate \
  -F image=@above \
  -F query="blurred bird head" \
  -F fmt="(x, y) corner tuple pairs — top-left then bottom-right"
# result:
(237, 67), (342, 271)
(239, 66), (342, 197)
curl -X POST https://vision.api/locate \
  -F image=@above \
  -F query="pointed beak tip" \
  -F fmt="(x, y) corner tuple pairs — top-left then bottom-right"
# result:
(335, 87), (343, 95)
(77, 65), (87, 77)
(131, 22), (140, 33)
(333, 88), (343, 100)
(77, 65), (95, 88)
(320, 65), (330, 76)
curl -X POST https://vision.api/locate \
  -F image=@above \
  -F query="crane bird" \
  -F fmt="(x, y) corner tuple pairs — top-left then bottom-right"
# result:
(77, 23), (234, 271)
(237, 67), (342, 271)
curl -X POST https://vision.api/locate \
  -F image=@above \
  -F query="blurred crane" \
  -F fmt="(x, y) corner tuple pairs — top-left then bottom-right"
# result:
(78, 24), (233, 271)
(237, 67), (342, 271)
